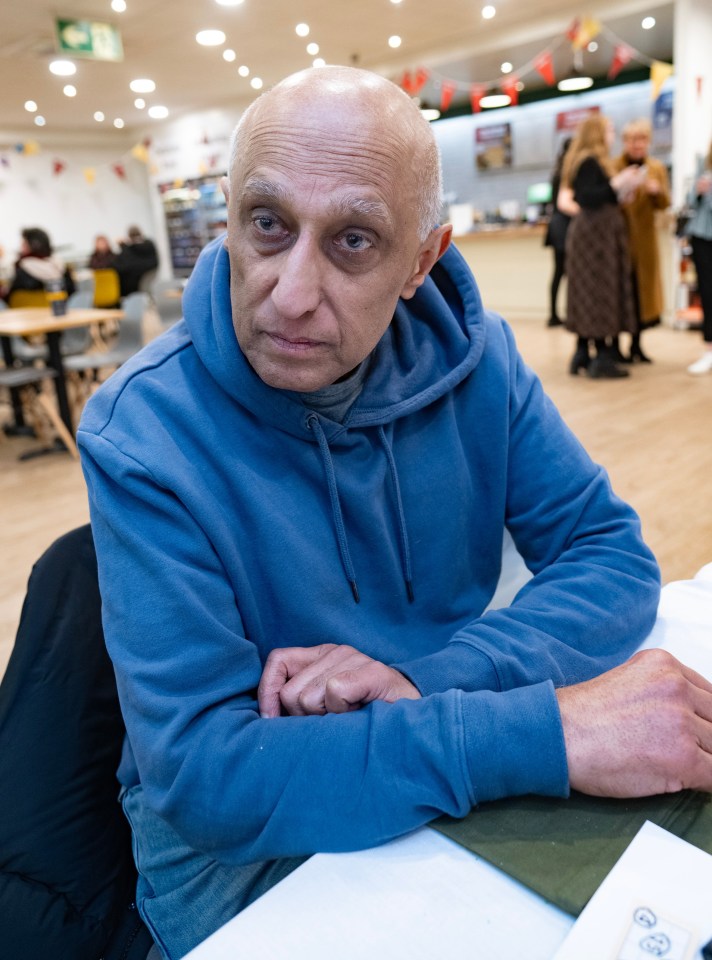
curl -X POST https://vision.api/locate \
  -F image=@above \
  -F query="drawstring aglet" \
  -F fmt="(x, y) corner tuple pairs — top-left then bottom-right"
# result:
(405, 580), (415, 603)
(350, 580), (360, 604)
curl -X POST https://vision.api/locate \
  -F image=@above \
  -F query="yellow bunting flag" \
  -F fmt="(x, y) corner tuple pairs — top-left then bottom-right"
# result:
(131, 143), (149, 164)
(572, 16), (601, 50)
(650, 61), (673, 100)
(83, 167), (96, 185)
(23, 140), (41, 156)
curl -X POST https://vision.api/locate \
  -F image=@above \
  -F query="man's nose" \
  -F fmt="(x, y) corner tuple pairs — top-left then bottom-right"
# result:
(271, 235), (322, 320)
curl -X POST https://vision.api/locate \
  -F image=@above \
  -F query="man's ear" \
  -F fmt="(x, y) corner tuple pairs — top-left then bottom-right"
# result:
(400, 224), (453, 300)
(220, 176), (230, 204)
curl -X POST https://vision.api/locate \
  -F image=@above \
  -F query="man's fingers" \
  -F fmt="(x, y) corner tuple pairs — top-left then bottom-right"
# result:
(258, 644), (337, 717)
(283, 649), (367, 716)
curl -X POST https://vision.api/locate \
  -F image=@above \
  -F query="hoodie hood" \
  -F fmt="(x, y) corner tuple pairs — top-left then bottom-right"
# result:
(182, 235), (488, 438)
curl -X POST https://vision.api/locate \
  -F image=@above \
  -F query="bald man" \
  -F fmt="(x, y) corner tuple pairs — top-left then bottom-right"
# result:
(78, 68), (712, 958)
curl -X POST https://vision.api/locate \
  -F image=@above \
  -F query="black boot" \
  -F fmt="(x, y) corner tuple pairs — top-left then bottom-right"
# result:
(627, 334), (652, 363)
(608, 335), (627, 365)
(569, 338), (590, 375)
(547, 315), (564, 327)
(587, 352), (630, 379)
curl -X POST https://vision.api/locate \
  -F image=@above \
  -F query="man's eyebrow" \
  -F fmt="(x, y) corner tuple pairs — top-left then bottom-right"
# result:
(241, 177), (390, 224)
(241, 177), (289, 205)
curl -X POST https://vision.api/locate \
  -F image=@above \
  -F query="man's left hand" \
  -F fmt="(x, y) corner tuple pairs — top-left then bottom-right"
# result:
(258, 644), (421, 718)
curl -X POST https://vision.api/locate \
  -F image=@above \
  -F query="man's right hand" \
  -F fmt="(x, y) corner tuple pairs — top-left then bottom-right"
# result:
(557, 648), (712, 797)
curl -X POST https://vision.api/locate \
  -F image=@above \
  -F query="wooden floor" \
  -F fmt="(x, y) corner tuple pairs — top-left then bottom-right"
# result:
(2, 316), (711, 680)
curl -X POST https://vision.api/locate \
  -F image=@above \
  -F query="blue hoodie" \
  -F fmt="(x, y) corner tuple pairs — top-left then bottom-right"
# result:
(78, 236), (660, 865)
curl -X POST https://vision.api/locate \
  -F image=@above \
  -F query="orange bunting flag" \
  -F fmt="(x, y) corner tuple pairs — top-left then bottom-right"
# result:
(401, 71), (414, 94)
(572, 16), (601, 50)
(112, 163), (126, 179)
(469, 84), (486, 114)
(52, 159), (66, 175)
(566, 18), (581, 42)
(23, 140), (40, 156)
(440, 81), (456, 112)
(83, 167), (96, 185)
(131, 143), (149, 164)
(650, 61), (673, 100)
(608, 43), (634, 80)
(411, 67), (430, 96)
(501, 77), (520, 107)
(534, 51), (555, 86)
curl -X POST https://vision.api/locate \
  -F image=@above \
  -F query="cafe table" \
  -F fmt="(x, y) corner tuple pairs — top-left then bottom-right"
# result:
(0, 306), (123, 437)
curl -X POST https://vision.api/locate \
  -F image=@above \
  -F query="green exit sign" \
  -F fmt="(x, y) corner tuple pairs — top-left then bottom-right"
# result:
(55, 18), (124, 61)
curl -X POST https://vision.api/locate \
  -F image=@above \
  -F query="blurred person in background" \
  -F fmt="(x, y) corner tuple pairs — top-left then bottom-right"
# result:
(113, 224), (158, 296)
(544, 137), (578, 328)
(1, 227), (75, 303)
(88, 234), (117, 270)
(685, 141), (712, 375)
(562, 115), (641, 379)
(613, 119), (671, 363)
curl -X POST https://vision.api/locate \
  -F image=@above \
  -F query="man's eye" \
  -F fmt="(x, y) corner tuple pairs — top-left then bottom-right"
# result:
(253, 215), (278, 232)
(338, 232), (372, 252)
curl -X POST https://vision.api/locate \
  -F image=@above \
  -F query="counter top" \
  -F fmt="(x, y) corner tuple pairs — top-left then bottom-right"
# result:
(453, 223), (547, 240)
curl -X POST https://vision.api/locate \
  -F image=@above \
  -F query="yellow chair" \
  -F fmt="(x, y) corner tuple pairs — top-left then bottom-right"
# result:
(8, 290), (49, 308)
(92, 269), (121, 308)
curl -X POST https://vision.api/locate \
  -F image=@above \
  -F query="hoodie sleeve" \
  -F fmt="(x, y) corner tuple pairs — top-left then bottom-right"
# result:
(396, 320), (661, 699)
(79, 425), (569, 866)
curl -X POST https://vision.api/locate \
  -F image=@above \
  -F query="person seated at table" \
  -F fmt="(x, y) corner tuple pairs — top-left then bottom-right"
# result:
(78, 67), (712, 960)
(1, 227), (75, 303)
(88, 234), (117, 271)
(113, 225), (158, 296)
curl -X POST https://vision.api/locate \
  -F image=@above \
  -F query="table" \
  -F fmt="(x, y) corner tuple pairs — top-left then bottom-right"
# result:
(184, 565), (712, 960)
(0, 307), (123, 438)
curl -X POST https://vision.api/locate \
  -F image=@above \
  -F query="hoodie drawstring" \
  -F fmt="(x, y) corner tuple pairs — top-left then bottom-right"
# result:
(307, 413), (414, 604)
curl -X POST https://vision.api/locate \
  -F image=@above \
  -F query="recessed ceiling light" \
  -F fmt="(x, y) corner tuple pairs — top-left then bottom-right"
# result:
(388, 35), (402, 48)
(34, 115), (46, 126)
(114, 118), (125, 128)
(557, 75), (594, 92)
(250, 77), (263, 89)
(390, 0), (403, 4)
(134, 98), (145, 109)
(306, 42), (319, 55)
(515, 81), (524, 91)
(215, 0), (244, 5)
(481, 5), (496, 19)
(295, 23), (310, 37)
(196, 29), (226, 46)
(500, 61), (513, 74)
(111, 0), (127, 11)
(63, 84), (77, 97)
(223, 48), (236, 62)
(49, 59), (77, 76)
(587, 40), (598, 52)
(480, 93), (510, 108)
(642, 16), (656, 29)
(148, 105), (169, 119)
(24, 100), (38, 112)
(94, 110), (105, 122)
(238, 65), (250, 77)
(313, 58), (326, 68)
(130, 78), (156, 93)
(421, 108), (440, 121)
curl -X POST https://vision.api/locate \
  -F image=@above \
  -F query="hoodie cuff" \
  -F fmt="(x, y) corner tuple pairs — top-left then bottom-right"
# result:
(461, 680), (569, 804)
(395, 642), (501, 696)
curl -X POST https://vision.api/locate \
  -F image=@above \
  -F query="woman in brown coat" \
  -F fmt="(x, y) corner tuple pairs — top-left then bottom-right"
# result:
(613, 119), (671, 362)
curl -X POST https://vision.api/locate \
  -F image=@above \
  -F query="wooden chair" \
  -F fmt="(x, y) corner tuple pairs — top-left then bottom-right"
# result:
(93, 269), (121, 309)
(0, 366), (79, 459)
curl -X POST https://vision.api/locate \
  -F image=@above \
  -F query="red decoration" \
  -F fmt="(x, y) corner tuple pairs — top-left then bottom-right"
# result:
(566, 18), (581, 42)
(52, 159), (66, 176)
(440, 81), (456, 112)
(469, 84), (486, 113)
(608, 43), (633, 80)
(501, 76), (520, 106)
(697, 76), (704, 97)
(410, 67), (430, 96)
(401, 71), (414, 94)
(112, 163), (126, 180)
(534, 52), (555, 86)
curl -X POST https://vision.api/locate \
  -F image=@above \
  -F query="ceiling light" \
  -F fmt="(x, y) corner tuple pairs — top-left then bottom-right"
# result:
(94, 110), (105, 121)
(642, 16), (656, 29)
(238, 65), (250, 77)
(500, 61), (513, 74)
(295, 23), (310, 37)
(557, 74), (594, 92)
(515, 81), (524, 91)
(223, 48), (236, 62)
(390, 0), (403, 4)
(111, 0), (127, 11)
(34, 115), (46, 127)
(313, 58), (326, 68)
(148, 105), (169, 118)
(388, 35), (402, 49)
(480, 93), (510, 108)
(63, 84), (77, 97)
(306, 42), (319, 55)
(481, 5), (496, 19)
(196, 30), (226, 46)
(420, 108), (440, 121)
(114, 118), (125, 128)
(587, 40), (598, 52)
(250, 77), (263, 89)
(24, 100), (38, 112)
(134, 98), (145, 109)
(130, 78), (156, 93)
(215, 0), (244, 5)
(49, 59), (77, 76)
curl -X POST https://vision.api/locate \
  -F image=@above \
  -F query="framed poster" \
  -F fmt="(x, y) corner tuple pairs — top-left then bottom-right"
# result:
(475, 123), (512, 171)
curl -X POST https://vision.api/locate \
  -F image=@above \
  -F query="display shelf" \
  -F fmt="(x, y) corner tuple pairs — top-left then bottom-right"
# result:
(159, 176), (227, 276)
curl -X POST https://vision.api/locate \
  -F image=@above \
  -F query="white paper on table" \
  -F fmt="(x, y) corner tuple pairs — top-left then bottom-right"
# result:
(553, 822), (712, 960)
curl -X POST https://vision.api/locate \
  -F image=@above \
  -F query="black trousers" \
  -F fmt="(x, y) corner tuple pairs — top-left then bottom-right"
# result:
(691, 235), (712, 343)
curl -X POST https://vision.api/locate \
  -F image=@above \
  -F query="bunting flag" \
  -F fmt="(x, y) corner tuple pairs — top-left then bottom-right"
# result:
(131, 143), (149, 164)
(608, 43), (634, 80)
(469, 84), (487, 113)
(501, 77), (520, 107)
(83, 167), (96, 185)
(401, 70), (415, 94)
(0, 156), (9, 167)
(23, 141), (41, 156)
(112, 163), (126, 179)
(411, 67), (430, 96)
(440, 80), (456, 112)
(572, 16), (601, 51)
(566, 18), (581, 42)
(534, 51), (555, 86)
(52, 159), (66, 175)
(650, 60), (674, 100)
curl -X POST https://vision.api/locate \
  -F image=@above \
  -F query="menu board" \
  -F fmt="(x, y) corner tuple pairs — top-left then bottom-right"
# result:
(475, 123), (512, 171)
